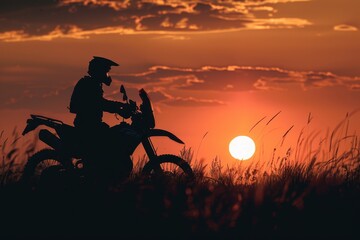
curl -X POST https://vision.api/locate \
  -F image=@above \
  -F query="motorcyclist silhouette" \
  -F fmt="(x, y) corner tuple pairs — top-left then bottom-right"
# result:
(69, 56), (132, 185)
(21, 56), (194, 190)
(70, 56), (130, 128)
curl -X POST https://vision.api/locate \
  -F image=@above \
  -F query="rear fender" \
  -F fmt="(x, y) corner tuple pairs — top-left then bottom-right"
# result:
(147, 129), (184, 144)
(39, 129), (62, 150)
(22, 115), (62, 136)
(22, 118), (41, 136)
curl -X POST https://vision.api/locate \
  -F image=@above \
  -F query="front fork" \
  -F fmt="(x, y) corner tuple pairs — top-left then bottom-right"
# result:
(141, 138), (162, 172)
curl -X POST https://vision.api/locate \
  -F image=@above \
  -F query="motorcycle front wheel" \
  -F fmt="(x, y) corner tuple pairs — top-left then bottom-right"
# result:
(21, 149), (76, 191)
(142, 154), (194, 180)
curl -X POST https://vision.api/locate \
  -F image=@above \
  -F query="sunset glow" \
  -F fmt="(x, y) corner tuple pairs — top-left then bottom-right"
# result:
(1, 2), (360, 239)
(0, 0), (359, 164)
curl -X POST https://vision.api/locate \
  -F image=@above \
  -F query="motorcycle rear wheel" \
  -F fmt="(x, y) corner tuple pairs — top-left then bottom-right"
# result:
(21, 149), (76, 191)
(142, 154), (194, 180)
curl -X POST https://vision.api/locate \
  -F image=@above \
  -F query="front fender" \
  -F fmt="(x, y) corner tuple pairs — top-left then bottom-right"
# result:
(147, 129), (184, 144)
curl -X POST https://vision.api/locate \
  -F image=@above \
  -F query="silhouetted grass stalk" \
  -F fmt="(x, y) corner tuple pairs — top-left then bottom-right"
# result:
(0, 113), (359, 189)
(0, 115), (359, 238)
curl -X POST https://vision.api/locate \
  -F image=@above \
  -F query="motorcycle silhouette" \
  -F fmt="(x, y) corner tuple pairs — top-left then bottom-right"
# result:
(21, 85), (193, 189)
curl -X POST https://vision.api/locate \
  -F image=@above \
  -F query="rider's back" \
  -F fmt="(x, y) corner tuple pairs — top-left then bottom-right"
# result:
(70, 76), (104, 128)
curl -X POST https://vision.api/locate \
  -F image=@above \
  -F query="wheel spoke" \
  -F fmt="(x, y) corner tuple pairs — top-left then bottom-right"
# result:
(21, 149), (75, 191)
(35, 159), (61, 176)
(142, 154), (194, 179)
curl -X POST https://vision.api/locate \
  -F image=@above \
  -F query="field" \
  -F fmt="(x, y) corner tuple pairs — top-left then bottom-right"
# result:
(0, 118), (359, 239)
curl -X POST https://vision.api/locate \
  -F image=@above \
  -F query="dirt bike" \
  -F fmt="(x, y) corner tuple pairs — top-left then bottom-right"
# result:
(21, 85), (193, 190)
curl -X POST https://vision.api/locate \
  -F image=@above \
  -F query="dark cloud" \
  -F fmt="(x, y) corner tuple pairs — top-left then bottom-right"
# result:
(118, 65), (289, 91)
(0, 82), (73, 112)
(0, 0), (311, 41)
(146, 89), (225, 107)
(118, 65), (360, 92)
(0, 0), (129, 36)
(351, 84), (360, 90)
(0, 0), (54, 13)
(193, 3), (212, 13)
(103, 85), (225, 107)
(303, 72), (339, 88)
(3, 64), (358, 111)
(0, 63), (82, 111)
(146, 90), (171, 103)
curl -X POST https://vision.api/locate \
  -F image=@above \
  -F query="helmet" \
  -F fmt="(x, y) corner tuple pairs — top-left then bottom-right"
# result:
(88, 56), (119, 86)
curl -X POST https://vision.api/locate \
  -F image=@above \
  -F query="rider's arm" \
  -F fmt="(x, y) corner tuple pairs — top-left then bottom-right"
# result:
(102, 98), (125, 113)
(102, 98), (131, 118)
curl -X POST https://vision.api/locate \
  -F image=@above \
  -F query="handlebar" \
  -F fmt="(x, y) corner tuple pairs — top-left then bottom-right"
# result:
(120, 85), (155, 128)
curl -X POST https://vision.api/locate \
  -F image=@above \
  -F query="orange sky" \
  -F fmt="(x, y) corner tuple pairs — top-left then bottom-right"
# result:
(1, 0), (359, 165)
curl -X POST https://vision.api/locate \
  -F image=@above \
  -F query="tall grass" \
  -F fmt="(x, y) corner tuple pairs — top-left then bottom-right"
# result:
(1, 114), (359, 191)
(0, 114), (359, 238)
(1, 114), (359, 187)
(0, 128), (39, 186)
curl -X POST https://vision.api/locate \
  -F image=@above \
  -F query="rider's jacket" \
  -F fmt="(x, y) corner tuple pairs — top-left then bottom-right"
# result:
(69, 76), (121, 128)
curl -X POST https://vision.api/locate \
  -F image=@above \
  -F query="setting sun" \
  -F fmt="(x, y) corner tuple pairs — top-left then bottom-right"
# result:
(229, 136), (256, 160)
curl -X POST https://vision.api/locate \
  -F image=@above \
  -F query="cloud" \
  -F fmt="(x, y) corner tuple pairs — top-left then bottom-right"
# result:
(333, 24), (358, 32)
(117, 65), (360, 92)
(146, 89), (226, 107)
(164, 96), (226, 107)
(351, 84), (360, 90)
(246, 18), (311, 29)
(0, 0), (313, 42)
(0, 82), (73, 111)
(152, 34), (190, 40)
(118, 65), (290, 91)
(2, 64), (359, 111)
(103, 86), (225, 107)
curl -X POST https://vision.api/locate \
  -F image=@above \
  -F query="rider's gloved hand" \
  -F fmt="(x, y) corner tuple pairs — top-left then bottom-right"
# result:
(119, 103), (132, 119)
